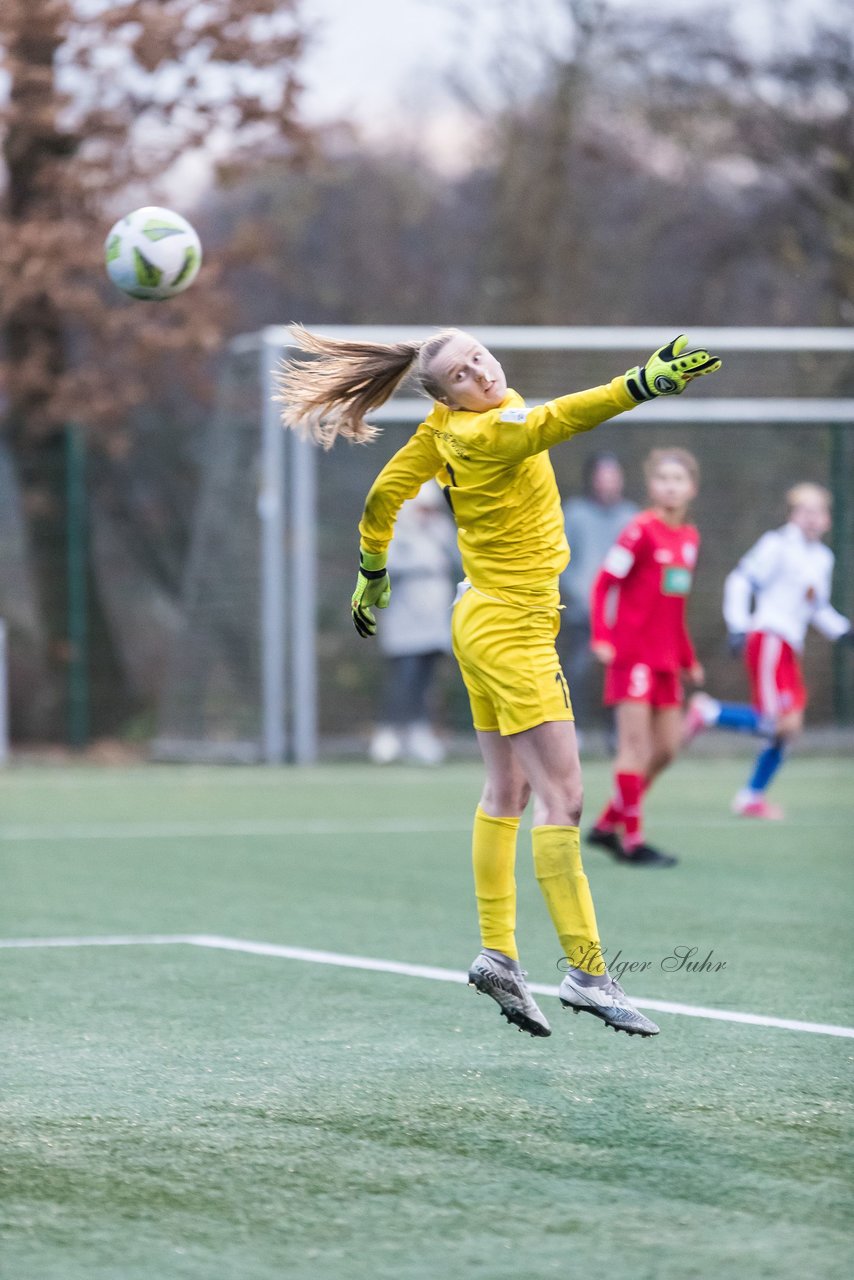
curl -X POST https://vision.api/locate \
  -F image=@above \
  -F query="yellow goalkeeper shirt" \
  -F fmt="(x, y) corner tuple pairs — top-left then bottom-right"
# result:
(359, 377), (636, 608)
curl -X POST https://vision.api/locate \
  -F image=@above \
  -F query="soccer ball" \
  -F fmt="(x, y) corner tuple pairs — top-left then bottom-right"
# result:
(104, 206), (202, 301)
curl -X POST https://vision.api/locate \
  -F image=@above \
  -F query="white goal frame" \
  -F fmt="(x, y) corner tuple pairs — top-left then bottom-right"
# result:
(225, 326), (854, 764)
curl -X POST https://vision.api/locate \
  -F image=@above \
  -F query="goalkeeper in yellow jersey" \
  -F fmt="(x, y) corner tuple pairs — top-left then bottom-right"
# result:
(276, 328), (720, 1040)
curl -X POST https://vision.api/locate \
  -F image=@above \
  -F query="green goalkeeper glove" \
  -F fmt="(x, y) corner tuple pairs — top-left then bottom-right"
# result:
(624, 334), (721, 402)
(351, 550), (391, 638)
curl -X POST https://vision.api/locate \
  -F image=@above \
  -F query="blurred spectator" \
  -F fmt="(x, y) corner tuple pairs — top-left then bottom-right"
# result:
(369, 481), (460, 764)
(559, 453), (638, 732)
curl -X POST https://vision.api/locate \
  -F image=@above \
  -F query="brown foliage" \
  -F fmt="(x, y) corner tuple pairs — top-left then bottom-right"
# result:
(0, 0), (315, 441)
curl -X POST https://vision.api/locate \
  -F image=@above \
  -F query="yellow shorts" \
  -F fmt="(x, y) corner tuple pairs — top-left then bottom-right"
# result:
(451, 587), (573, 736)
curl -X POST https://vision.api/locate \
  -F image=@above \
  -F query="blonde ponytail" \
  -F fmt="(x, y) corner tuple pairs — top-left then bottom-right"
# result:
(273, 324), (464, 449)
(273, 325), (418, 449)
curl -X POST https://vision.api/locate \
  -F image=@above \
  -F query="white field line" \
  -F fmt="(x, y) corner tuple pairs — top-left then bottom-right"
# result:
(0, 760), (850, 793)
(0, 769), (458, 789)
(0, 818), (468, 840)
(2, 932), (852, 1040)
(0, 933), (197, 949)
(1, 816), (851, 842)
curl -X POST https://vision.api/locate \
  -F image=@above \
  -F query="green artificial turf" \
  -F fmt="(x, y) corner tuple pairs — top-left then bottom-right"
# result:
(2, 759), (852, 1279)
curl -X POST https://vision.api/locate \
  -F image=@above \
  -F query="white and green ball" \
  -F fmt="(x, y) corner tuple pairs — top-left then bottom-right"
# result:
(104, 206), (202, 301)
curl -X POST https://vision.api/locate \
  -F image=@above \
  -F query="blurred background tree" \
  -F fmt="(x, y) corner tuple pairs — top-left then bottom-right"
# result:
(216, 0), (850, 332)
(0, 0), (313, 736)
(0, 0), (850, 745)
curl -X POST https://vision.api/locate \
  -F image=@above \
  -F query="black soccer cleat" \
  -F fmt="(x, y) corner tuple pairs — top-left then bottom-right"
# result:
(585, 826), (626, 861)
(621, 842), (678, 868)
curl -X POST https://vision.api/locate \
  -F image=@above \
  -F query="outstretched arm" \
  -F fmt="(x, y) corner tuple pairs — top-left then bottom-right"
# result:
(498, 335), (721, 462)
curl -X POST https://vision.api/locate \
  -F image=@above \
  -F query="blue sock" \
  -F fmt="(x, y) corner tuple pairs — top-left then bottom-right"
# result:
(747, 740), (785, 793)
(716, 702), (762, 732)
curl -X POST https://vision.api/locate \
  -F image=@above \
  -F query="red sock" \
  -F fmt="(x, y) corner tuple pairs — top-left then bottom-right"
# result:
(595, 795), (624, 832)
(616, 772), (644, 849)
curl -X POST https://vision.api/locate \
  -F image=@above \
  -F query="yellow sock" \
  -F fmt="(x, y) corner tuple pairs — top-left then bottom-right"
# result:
(531, 825), (604, 975)
(472, 806), (520, 960)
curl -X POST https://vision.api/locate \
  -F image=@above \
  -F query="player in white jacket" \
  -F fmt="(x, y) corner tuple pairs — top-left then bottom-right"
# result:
(685, 484), (852, 818)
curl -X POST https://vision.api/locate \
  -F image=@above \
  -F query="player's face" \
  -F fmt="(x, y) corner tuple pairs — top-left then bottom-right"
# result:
(791, 499), (831, 541)
(648, 461), (697, 516)
(429, 333), (508, 412)
(591, 460), (624, 504)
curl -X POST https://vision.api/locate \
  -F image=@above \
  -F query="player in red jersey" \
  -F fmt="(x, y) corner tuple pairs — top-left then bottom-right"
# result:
(587, 448), (704, 867)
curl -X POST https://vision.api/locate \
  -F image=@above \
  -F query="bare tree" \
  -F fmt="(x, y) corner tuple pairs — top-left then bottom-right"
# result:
(615, 0), (854, 327)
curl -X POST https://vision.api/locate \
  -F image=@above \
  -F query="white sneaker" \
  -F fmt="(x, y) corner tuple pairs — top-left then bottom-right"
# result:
(369, 727), (402, 764)
(559, 970), (659, 1036)
(468, 951), (551, 1037)
(405, 722), (445, 765)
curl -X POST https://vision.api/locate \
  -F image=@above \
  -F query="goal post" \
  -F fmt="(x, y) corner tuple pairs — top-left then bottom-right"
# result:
(153, 326), (854, 764)
(0, 618), (8, 766)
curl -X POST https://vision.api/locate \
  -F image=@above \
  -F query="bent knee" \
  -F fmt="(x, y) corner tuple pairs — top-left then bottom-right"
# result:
(537, 783), (583, 828)
(775, 711), (802, 739)
(482, 779), (530, 817)
(650, 746), (677, 773)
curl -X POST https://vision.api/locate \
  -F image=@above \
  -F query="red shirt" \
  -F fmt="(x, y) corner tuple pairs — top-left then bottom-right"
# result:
(590, 510), (699, 672)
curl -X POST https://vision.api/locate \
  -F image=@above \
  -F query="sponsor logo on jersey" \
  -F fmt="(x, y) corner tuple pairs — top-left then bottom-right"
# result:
(498, 407), (528, 423)
(428, 428), (471, 460)
(654, 549), (673, 563)
(662, 566), (693, 596)
(683, 542), (698, 567)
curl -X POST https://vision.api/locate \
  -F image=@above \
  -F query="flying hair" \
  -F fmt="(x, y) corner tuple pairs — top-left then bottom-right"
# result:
(273, 324), (464, 449)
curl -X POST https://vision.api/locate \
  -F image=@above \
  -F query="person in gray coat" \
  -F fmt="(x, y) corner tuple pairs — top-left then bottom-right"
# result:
(559, 453), (638, 735)
(369, 480), (460, 764)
